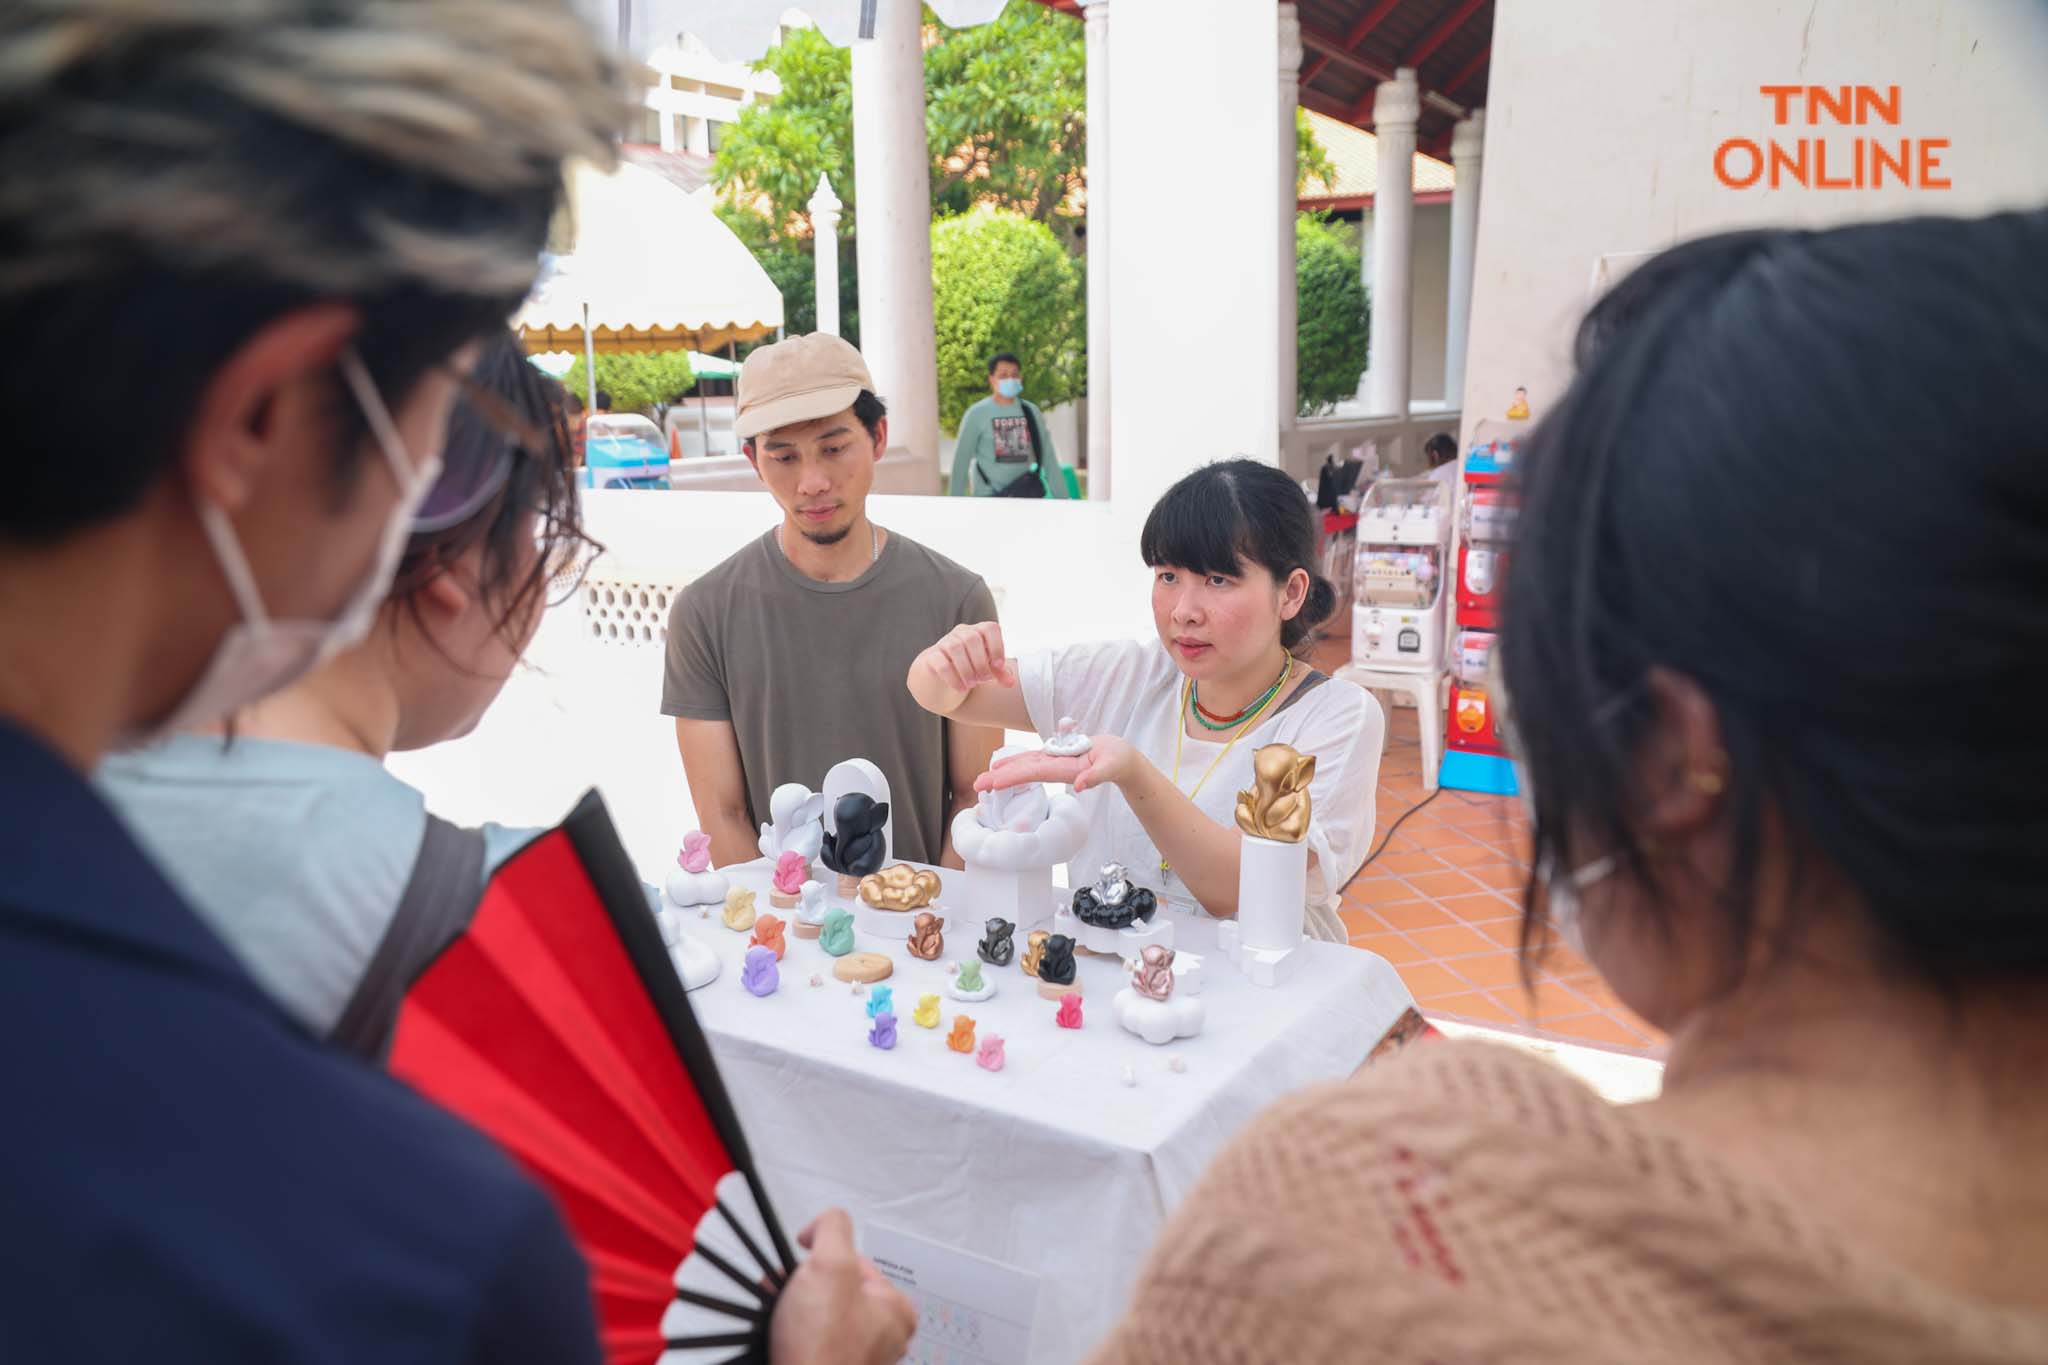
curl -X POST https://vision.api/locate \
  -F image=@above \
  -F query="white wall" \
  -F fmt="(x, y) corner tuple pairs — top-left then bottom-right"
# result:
(1107, 0), (1288, 515)
(1461, 0), (2048, 435)
(1408, 201), (1452, 404)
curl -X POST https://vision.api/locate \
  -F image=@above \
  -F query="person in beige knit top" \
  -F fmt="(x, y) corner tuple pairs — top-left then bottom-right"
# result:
(769, 211), (2048, 1364)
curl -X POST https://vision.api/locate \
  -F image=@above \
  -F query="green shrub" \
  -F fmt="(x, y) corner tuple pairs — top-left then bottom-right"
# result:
(563, 350), (697, 419)
(1296, 212), (1370, 416)
(931, 208), (1083, 433)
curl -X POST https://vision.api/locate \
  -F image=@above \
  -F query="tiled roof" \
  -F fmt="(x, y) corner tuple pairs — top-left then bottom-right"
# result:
(1300, 108), (1456, 204)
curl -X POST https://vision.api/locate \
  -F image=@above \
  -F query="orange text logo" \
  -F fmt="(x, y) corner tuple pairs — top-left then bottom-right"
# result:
(1714, 86), (1950, 190)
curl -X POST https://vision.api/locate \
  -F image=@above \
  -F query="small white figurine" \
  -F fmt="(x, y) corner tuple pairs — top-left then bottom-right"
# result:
(664, 831), (729, 909)
(757, 784), (827, 863)
(792, 879), (830, 939)
(653, 903), (720, 991)
(1043, 716), (1092, 757)
(1120, 1065), (1138, 1088)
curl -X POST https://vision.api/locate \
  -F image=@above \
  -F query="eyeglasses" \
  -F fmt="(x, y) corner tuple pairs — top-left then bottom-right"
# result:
(412, 431), (516, 534)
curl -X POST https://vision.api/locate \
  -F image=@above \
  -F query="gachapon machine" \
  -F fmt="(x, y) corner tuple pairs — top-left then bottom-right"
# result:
(1350, 478), (1449, 670)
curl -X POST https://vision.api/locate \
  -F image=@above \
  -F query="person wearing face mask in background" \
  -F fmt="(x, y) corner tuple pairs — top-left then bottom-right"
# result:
(948, 350), (1072, 498)
(0, 8), (912, 1364)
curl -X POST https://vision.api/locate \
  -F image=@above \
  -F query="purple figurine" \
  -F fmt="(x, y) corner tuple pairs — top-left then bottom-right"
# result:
(868, 1011), (899, 1050)
(740, 944), (779, 997)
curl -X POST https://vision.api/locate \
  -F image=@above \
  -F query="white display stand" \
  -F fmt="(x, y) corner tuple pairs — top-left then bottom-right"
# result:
(853, 903), (920, 941)
(822, 758), (892, 871)
(1218, 834), (1308, 986)
(1052, 903), (1175, 958)
(949, 773), (1091, 943)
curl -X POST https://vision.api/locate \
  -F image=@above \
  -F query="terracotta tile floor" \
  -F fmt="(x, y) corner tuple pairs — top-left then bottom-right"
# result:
(1313, 642), (1667, 1058)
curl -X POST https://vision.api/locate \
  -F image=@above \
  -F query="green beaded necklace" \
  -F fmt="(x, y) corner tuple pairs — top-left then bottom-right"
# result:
(1189, 653), (1294, 731)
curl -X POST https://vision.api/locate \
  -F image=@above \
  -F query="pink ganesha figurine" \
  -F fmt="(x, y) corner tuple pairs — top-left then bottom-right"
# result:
(1133, 945), (1177, 1002)
(769, 850), (808, 909)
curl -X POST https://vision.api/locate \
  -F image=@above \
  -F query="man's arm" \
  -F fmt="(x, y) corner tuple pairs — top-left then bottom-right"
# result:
(938, 713), (1002, 870)
(1032, 403), (1069, 499)
(949, 407), (981, 497)
(675, 718), (759, 867)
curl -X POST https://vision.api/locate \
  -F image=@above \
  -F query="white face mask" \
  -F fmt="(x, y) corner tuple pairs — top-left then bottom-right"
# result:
(144, 349), (443, 738)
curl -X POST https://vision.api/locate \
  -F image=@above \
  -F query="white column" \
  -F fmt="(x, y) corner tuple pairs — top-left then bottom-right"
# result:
(851, 0), (941, 480)
(1277, 5), (1302, 444)
(1365, 67), (1419, 418)
(1081, 0), (1112, 500)
(685, 115), (711, 157)
(808, 173), (844, 338)
(1443, 109), (1484, 412)
(1354, 205), (1374, 400)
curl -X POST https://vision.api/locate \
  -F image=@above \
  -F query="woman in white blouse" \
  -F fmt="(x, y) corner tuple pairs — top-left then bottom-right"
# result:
(908, 459), (1385, 942)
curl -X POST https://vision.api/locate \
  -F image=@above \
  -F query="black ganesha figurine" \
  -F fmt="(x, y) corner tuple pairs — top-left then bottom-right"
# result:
(1035, 933), (1078, 987)
(1069, 862), (1157, 930)
(819, 794), (890, 877)
(977, 917), (1016, 967)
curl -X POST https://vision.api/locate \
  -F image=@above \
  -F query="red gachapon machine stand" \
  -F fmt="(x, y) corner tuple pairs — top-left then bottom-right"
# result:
(1440, 428), (1521, 796)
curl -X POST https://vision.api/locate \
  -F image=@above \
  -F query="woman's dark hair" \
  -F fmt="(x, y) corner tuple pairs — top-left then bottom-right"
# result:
(1501, 209), (2048, 984)
(385, 331), (600, 650)
(1424, 432), (1459, 467)
(1140, 458), (1337, 655)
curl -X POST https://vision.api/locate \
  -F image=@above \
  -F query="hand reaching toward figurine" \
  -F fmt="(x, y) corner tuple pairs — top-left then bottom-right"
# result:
(975, 734), (1139, 795)
(770, 1208), (917, 1365)
(910, 621), (1015, 711)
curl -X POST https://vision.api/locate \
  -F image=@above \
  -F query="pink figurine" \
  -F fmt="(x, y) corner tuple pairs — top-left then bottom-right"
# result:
(1055, 992), (1083, 1029)
(975, 1033), (1006, 1072)
(769, 850), (808, 908)
(680, 831), (714, 874)
(1133, 945), (1176, 1003)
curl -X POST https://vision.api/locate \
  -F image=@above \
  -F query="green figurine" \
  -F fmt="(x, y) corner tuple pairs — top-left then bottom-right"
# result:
(820, 908), (856, 957)
(947, 955), (995, 1002)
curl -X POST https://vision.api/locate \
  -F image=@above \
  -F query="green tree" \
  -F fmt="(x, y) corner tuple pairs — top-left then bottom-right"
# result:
(930, 209), (1083, 433)
(713, 7), (1086, 247)
(1297, 106), (1336, 194)
(1295, 212), (1369, 416)
(564, 350), (697, 422)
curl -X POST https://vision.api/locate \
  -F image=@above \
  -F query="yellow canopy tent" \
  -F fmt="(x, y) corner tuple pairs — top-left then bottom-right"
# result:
(516, 158), (784, 407)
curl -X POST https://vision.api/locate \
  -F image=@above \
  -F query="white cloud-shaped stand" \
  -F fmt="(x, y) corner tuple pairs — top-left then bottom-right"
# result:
(951, 789), (1090, 871)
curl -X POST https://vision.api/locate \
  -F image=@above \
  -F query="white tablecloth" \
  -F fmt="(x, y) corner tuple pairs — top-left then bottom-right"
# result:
(680, 860), (1414, 1362)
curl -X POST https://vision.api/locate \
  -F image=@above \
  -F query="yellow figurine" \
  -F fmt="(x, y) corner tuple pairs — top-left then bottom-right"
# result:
(721, 886), (758, 932)
(1234, 744), (1316, 843)
(912, 993), (942, 1029)
(1020, 929), (1051, 977)
(1506, 385), (1531, 420)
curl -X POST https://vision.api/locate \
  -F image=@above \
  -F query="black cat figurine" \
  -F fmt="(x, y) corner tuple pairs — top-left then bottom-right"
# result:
(1035, 933), (1077, 987)
(977, 917), (1016, 968)
(819, 794), (889, 877)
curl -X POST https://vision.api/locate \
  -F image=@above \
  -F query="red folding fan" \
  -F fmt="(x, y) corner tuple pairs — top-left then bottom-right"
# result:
(389, 791), (793, 1365)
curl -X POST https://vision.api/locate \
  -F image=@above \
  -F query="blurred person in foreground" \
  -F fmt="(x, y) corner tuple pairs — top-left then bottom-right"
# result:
(99, 332), (613, 1056)
(1077, 212), (2048, 1363)
(0, 6), (909, 1362)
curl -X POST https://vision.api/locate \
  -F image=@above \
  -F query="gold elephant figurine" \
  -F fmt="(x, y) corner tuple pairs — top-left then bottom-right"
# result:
(1234, 744), (1316, 843)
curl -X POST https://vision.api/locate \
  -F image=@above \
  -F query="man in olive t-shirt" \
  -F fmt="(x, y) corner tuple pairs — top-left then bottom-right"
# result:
(663, 334), (1000, 868)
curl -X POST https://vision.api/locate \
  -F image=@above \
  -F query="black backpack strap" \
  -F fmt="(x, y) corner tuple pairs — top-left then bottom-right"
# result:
(331, 814), (488, 1062)
(1271, 668), (1332, 720)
